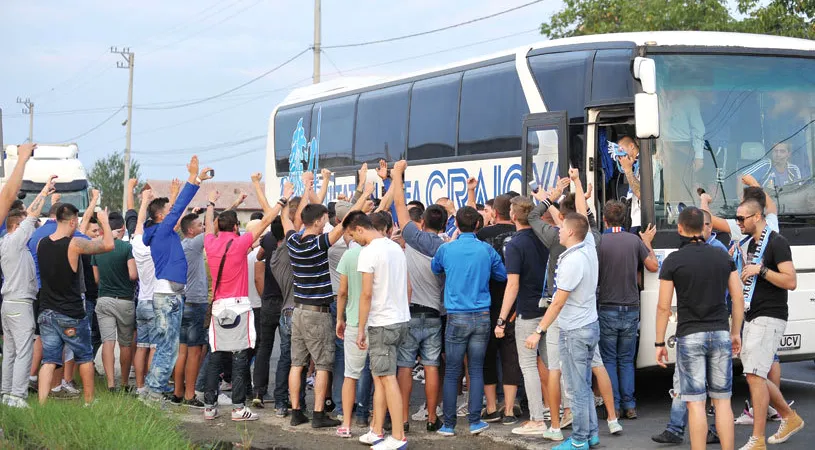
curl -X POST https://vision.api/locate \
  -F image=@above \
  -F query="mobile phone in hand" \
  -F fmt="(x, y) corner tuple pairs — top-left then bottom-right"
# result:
(528, 181), (540, 194)
(206, 169), (215, 178)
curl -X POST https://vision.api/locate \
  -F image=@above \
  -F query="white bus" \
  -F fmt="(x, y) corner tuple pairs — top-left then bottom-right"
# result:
(265, 31), (815, 369)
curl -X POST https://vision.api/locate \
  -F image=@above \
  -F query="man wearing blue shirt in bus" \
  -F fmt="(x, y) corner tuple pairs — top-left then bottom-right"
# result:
(431, 205), (506, 437)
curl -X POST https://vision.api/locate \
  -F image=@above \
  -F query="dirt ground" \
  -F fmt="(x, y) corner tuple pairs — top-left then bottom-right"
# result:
(178, 412), (527, 450)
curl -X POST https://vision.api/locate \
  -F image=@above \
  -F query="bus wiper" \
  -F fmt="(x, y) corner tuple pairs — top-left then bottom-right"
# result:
(778, 175), (815, 192)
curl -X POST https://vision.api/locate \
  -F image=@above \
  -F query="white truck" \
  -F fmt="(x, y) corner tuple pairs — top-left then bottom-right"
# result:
(1, 143), (90, 216)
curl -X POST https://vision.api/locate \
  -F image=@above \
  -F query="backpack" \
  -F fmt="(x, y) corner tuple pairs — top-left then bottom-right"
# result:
(486, 229), (516, 263)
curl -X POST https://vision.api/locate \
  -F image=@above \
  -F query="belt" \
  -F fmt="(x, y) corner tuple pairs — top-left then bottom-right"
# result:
(411, 312), (440, 319)
(599, 304), (640, 311)
(110, 296), (133, 302)
(410, 305), (440, 318)
(295, 303), (330, 313)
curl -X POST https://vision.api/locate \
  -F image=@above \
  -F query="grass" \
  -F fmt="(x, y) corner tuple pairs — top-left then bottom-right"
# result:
(0, 381), (193, 450)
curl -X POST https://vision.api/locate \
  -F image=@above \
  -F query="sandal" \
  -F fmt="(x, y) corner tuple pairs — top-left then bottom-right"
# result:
(336, 427), (352, 438)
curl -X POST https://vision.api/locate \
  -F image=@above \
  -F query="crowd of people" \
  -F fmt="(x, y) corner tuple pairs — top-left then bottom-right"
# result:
(0, 141), (807, 450)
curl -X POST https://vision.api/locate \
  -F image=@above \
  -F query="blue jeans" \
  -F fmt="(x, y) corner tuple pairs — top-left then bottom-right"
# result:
(560, 320), (600, 444)
(274, 308), (306, 409)
(443, 312), (490, 427)
(146, 293), (183, 395)
(355, 358), (374, 419)
(330, 301), (345, 414)
(676, 330), (732, 402)
(667, 365), (688, 436)
(598, 306), (639, 410)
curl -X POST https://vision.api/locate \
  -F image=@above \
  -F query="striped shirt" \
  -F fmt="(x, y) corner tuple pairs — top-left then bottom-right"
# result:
(743, 159), (801, 188)
(286, 230), (333, 306)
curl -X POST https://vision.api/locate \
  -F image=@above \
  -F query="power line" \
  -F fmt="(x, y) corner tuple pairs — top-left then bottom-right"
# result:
(132, 135), (265, 155)
(30, 51), (110, 101)
(134, 47), (310, 110)
(50, 106), (125, 143)
(320, 49), (344, 76)
(322, 0), (545, 49)
(139, 146), (263, 166)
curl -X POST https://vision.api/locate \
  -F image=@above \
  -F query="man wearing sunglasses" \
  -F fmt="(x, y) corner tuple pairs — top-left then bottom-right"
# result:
(734, 200), (804, 450)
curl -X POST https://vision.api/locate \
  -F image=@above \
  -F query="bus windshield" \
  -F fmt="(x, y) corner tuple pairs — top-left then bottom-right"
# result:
(18, 189), (90, 217)
(652, 53), (815, 226)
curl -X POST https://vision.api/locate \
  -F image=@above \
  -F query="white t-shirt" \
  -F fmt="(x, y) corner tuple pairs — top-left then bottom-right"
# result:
(554, 232), (599, 331)
(727, 213), (779, 242)
(357, 237), (410, 328)
(131, 235), (157, 302)
(247, 247), (262, 308)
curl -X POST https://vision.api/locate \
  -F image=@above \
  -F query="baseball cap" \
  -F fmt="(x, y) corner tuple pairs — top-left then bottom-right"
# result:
(335, 200), (354, 222)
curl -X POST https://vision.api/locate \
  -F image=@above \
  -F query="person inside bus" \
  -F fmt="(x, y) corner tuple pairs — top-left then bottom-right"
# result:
(617, 136), (642, 233)
(742, 142), (802, 189)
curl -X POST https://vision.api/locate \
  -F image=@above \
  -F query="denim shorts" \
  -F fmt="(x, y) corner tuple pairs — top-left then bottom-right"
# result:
(397, 315), (442, 368)
(676, 330), (732, 402)
(180, 302), (208, 347)
(136, 300), (156, 348)
(369, 322), (408, 377)
(38, 309), (93, 366)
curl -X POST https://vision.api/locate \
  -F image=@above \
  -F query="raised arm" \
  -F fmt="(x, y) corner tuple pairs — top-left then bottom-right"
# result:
(620, 154), (640, 199)
(376, 177), (397, 213)
(27, 175), (57, 218)
(699, 192), (731, 233)
(0, 143), (35, 224)
(327, 181), (374, 245)
(742, 174), (776, 215)
(72, 208), (115, 255)
(569, 168), (588, 217)
(228, 190), (248, 211)
(352, 163), (368, 204)
(251, 172), (272, 214)
(126, 178), (138, 211)
(529, 177), (568, 248)
(311, 168), (331, 205)
(168, 178), (181, 209)
(294, 171), (313, 231)
(80, 188), (100, 235)
(639, 224), (660, 273)
(391, 160), (411, 228)
(205, 189), (220, 236)
(250, 181), (292, 242)
(466, 177), (477, 209)
(135, 189), (153, 236)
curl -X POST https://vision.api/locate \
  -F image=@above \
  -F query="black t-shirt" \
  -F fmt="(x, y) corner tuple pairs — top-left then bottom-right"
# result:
(504, 228), (548, 319)
(260, 233), (283, 304)
(659, 241), (735, 337)
(745, 231), (793, 322)
(38, 236), (85, 319)
(476, 223), (516, 322)
(81, 254), (98, 300)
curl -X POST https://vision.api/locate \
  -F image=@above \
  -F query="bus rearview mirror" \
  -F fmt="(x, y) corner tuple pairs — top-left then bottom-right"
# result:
(633, 57), (656, 94)
(635, 93), (660, 139)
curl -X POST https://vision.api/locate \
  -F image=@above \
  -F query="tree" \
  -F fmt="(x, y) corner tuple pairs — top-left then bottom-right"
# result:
(88, 152), (142, 211)
(541, 0), (814, 40)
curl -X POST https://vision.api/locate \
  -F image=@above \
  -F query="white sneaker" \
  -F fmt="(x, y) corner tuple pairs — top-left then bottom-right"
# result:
(217, 393), (233, 407)
(204, 407), (220, 420)
(735, 406), (755, 425)
(231, 406), (259, 421)
(560, 410), (573, 428)
(608, 418), (623, 435)
(412, 403), (429, 421)
(61, 380), (80, 395)
(456, 400), (468, 417)
(739, 435), (764, 450)
(359, 429), (385, 445)
(371, 435), (408, 450)
(512, 421), (547, 436)
(219, 381), (232, 392)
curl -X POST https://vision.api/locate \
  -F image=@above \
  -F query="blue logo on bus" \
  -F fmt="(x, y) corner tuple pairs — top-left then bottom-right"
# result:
(287, 108), (321, 195)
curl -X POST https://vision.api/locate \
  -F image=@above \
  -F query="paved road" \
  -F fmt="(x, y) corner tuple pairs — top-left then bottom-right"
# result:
(185, 334), (815, 449)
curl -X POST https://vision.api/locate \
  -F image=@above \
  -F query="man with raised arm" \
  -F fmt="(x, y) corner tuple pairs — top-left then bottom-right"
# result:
(0, 175), (54, 408)
(202, 174), (290, 422)
(283, 171), (371, 428)
(140, 155), (213, 404)
(132, 189), (158, 395)
(37, 204), (115, 406)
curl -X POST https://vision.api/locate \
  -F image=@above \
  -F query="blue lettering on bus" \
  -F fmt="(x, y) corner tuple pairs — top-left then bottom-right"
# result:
(286, 109), (321, 196)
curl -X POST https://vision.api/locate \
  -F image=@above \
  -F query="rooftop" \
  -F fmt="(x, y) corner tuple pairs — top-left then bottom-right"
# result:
(143, 180), (264, 211)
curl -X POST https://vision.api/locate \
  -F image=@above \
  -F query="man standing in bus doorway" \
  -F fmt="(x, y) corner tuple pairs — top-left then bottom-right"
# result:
(618, 136), (643, 233)
(655, 206), (742, 450)
(734, 199), (805, 449)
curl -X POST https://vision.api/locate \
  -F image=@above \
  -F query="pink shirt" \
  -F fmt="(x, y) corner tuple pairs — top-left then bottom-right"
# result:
(205, 232), (255, 301)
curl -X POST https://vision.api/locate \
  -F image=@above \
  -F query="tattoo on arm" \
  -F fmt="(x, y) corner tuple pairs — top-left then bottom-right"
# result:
(625, 170), (641, 198)
(72, 237), (110, 255)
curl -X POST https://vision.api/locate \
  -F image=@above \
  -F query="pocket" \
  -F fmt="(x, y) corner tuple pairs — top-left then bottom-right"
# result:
(384, 326), (402, 346)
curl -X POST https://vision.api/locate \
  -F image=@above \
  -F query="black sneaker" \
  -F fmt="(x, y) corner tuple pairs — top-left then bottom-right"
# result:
(651, 430), (683, 444)
(624, 408), (638, 420)
(168, 394), (183, 405)
(108, 387), (118, 394)
(706, 429), (720, 444)
(481, 409), (502, 423)
(502, 415), (519, 425)
(290, 409), (309, 426)
(403, 422), (409, 434)
(427, 417), (443, 432)
(707, 405), (715, 417)
(311, 411), (340, 428)
(183, 397), (206, 409)
(324, 398), (336, 413)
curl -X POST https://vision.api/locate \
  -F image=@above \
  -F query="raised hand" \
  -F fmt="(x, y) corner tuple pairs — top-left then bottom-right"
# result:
(51, 193), (61, 204)
(128, 178), (138, 190)
(208, 189), (221, 204)
(376, 159), (389, 180)
(90, 188), (100, 202)
(238, 190), (248, 204)
(700, 192), (713, 206)
(466, 177), (478, 191)
(619, 154), (634, 172)
(569, 167), (579, 181)
(96, 207), (110, 225)
(187, 155), (200, 177)
(251, 172), (263, 183)
(363, 181), (375, 197)
(302, 171), (314, 190)
(283, 181), (295, 199)
(393, 160), (407, 177)
(141, 189), (154, 203)
(585, 183), (593, 200)
(42, 175), (58, 196)
(199, 167), (214, 181)
(170, 178), (181, 196)
(321, 168), (331, 181)
(639, 223), (657, 246)
(17, 143), (37, 161)
(741, 174), (759, 188)
(358, 163), (368, 185)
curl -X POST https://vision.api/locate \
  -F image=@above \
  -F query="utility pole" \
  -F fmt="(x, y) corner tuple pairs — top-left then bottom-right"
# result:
(16, 97), (34, 143)
(313, 0), (321, 84)
(111, 46), (134, 213)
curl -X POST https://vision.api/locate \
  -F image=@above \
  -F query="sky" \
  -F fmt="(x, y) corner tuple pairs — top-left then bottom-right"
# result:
(0, 0), (560, 181)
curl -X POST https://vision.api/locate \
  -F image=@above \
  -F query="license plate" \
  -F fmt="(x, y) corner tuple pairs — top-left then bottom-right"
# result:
(778, 334), (801, 351)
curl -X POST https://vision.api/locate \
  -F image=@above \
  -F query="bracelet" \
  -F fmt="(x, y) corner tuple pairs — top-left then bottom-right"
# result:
(207, 201), (215, 208)
(759, 265), (768, 278)
(541, 199), (553, 210)
(278, 197), (289, 205)
(654, 342), (666, 348)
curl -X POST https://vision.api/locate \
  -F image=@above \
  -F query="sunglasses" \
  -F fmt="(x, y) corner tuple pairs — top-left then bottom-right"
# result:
(735, 213), (757, 223)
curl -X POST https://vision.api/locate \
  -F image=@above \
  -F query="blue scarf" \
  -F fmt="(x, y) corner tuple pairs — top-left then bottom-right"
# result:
(735, 225), (772, 311)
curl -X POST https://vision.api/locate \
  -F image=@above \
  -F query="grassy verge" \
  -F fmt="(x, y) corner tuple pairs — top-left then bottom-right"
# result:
(0, 383), (193, 450)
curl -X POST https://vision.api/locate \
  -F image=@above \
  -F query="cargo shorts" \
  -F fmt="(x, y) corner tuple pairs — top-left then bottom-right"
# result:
(291, 307), (334, 372)
(368, 322), (408, 377)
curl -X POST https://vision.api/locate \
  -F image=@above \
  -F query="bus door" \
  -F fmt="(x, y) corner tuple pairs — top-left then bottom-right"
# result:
(521, 112), (569, 196)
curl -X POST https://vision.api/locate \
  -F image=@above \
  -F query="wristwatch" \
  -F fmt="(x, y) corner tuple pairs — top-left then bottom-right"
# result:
(759, 265), (769, 278)
(208, 201), (216, 208)
(496, 318), (506, 327)
(535, 325), (544, 335)
(655, 342), (666, 347)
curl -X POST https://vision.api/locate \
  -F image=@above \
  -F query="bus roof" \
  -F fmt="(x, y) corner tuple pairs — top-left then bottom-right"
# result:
(279, 31), (815, 107)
